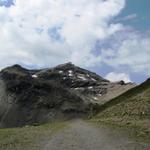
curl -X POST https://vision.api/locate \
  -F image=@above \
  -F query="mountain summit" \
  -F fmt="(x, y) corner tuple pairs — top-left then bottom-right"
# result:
(0, 63), (135, 128)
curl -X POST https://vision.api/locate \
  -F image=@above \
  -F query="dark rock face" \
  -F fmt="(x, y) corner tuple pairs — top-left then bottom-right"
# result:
(0, 63), (135, 128)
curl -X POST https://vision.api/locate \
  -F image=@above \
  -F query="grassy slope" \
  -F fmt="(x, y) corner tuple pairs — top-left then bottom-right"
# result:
(93, 79), (150, 141)
(0, 122), (67, 150)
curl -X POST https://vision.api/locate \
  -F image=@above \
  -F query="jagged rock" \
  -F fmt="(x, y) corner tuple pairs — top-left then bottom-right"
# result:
(0, 63), (135, 128)
(117, 80), (125, 85)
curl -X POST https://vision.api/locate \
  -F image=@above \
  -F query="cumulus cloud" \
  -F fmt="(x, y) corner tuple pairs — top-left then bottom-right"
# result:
(1, 0), (149, 80)
(105, 72), (131, 83)
(0, 0), (125, 69)
(100, 30), (150, 75)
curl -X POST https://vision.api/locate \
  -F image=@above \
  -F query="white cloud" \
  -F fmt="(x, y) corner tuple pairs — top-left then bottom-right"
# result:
(1, 0), (149, 79)
(115, 13), (137, 22)
(0, 0), (125, 69)
(101, 30), (150, 75)
(105, 72), (131, 83)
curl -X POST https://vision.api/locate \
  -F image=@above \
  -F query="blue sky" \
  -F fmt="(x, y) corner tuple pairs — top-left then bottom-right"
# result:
(0, 0), (14, 7)
(0, 0), (150, 83)
(116, 0), (150, 31)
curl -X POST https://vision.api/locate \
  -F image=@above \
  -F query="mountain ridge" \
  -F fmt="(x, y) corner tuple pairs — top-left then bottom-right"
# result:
(0, 63), (135, 128)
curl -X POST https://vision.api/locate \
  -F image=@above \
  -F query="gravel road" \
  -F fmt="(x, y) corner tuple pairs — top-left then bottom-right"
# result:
(43, 120), (150, 150)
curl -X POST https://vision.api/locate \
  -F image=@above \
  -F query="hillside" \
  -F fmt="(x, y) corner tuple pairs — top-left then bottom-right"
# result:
(0, 63), (135, 128)
(94, 78), (150, 139)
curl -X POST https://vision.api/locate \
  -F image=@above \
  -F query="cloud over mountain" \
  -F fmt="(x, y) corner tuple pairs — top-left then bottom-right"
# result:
(105, 72), (131, 83)
(0, 0), (150, 81)
(0, 0), (125, 68)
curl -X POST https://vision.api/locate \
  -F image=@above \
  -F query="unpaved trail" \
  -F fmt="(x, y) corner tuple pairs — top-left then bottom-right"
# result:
(43, 120), (150, 150)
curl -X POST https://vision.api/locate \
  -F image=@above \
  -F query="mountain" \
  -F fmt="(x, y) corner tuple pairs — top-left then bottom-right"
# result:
(94, 78), (150, 136)
(0, 63), (135, 128)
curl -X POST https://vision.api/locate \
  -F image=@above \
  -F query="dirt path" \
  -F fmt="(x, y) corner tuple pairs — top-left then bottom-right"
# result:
(43, 120), (150, 150)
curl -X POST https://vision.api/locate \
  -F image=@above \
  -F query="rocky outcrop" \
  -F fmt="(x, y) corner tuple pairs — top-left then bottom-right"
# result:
(0, 63), (135, 128)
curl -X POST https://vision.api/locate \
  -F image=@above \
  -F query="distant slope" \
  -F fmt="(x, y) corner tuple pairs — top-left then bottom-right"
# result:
(94, 78), (150, 139)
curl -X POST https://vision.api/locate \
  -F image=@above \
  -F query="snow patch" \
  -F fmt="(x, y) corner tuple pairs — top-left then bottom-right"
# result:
(68, 70), (73, 77)
(94, 97), (98, 100)
(68, 70), (73, 74)
(59, 70), (63, 74)
(74, 87), (84, 90)
(91, 78), (96, 81)
(69, 73), (73, 77)
(86, 74), (90, 77)
(88, 86), (93, 89)
(78, 75), (87, 81)
(32, 74), (38, 78)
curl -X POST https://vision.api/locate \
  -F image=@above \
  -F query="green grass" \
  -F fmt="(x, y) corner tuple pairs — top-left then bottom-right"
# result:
(0, 122), (67, 150)
(91, 117), (150, 142)
(92, 79), (150, 142)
